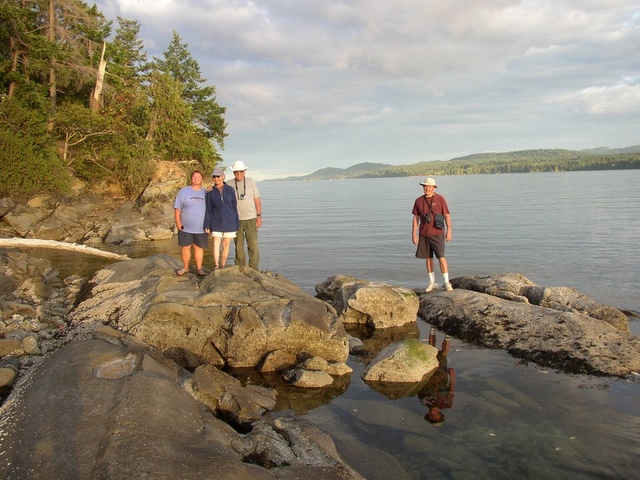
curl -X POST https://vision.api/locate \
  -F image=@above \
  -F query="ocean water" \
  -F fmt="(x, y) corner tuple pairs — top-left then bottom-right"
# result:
(13, 170), (640, 479)
(256, 170), (640, 479)
(258, 170), (640, 315)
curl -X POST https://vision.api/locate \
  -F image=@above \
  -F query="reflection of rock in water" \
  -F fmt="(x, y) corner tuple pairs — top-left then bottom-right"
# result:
(227, 367), (351, 415)
(346, 322), (420, 363)
(364, 378), (431, 399)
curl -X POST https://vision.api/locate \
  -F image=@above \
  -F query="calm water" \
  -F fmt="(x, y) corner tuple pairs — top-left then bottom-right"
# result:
(18, 170), (640, 479)
(257, 171), (640, 316)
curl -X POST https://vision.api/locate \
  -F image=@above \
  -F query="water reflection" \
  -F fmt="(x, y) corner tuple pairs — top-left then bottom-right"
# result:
(228, 368), (350, 415)
(346, 323), (420, 364)
(417, 328), (456, 426)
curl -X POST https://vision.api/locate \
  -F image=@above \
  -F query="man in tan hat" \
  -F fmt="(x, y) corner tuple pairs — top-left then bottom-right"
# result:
(411, 177), (453, 292)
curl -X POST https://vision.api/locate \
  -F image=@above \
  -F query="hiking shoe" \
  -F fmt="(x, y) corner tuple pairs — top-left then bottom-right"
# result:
(425, 282), (439, 292)
(443, 282), (453, 291)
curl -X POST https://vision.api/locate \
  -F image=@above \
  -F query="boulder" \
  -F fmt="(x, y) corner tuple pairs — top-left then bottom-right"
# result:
(418, 289), (640, 376)
(0, 366), (16, 390)
(283, 368), (335, 388)
(1, 161), (184, 245)
(192, 363), (277, 428)
(0, 333), (365, 480)
(451, 273), (628, 331)
(259, 349), (298, 372)
(103, 200), (174, 245)
(361, 338), (439, 383)
(316, 275), (419, 329)
(2, 196), (55, 237)
(279, 355), (352, 389)
(243, 417), (365, 479)
(138, 160), (187, 206)
(28, 194), (105, 243)
(68, 255), (349, 370)
(346, 323), (421, 363)
(0, 198), (16, 217)
(104, 161), (186, 245)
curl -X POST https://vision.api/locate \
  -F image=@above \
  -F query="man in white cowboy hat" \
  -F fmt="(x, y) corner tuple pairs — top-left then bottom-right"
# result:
(411, 177), (453, 292)
(229, 160), (262, 269)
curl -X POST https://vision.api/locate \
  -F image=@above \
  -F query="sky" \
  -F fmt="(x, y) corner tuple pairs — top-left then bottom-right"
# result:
(93, 0), (640, 180)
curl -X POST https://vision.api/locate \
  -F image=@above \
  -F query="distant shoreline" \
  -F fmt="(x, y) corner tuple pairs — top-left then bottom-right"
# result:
(264, 146), (640, 182)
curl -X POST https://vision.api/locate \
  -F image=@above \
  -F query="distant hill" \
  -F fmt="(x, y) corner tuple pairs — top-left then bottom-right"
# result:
(267, 162), (393, 181)
(266, 146), (640, 181)
(579, 145), (640, 154)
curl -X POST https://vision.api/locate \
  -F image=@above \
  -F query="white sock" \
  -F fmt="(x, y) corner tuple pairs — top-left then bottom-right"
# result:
(429, 272), (436, 283)
(443, 273), (450, 284)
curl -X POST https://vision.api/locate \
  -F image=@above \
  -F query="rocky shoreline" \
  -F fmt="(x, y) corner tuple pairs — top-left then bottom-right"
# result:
(1, 247), (638, 478)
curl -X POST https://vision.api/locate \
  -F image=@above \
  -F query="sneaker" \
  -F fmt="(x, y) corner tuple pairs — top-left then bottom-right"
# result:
(425, 282), (439, 292)
(443, 282), (453, 291)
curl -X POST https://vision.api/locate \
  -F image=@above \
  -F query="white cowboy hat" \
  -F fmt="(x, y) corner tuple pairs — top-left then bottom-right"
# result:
(231, 161), (247, 172)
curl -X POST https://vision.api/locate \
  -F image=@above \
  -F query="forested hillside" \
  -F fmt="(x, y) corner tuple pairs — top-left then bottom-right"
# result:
(270, 147), (640, 181)
(0, 1), (227, 200)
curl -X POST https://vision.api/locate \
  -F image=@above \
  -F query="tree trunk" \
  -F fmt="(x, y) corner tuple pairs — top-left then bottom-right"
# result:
(8, 38), (19, 99)
(47, 0), (57, 131)
(0, 238), (129, 261)
(90, 41), (107, 112)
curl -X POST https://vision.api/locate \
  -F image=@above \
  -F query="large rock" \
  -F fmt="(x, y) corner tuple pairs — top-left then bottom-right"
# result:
(2, 196), (56, 237)
(418, 288), (640, 376)
(0, 198), (16, 217)
(316, 275), (419, 329)
(1, 161), (184, 245)
(192, 363), (278, 428)
(28, 194), (106, 243)
(244, 417), (365, 479)
(361, 338), (438, 383)
(104, 161), (186, 244)
(451, 273), (628, 331)
(0, 332), (365, 480)
(68, 254), (349, 370)
(103, 199), (174, 245)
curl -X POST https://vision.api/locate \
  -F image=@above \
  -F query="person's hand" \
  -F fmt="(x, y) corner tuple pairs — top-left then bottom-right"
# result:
(256, 216), (262, 228)
(412, 233), (418, 245)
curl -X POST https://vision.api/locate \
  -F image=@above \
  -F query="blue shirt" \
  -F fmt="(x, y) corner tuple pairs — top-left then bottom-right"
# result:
(204, 183), (240, 233)
(174, 186), (206, 233)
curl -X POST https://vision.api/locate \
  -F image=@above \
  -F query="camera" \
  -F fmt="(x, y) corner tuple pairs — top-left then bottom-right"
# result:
(422, 214), (430, 224)
(239, 193), (246, 200)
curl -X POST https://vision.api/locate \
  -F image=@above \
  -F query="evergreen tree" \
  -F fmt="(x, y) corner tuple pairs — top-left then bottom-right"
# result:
(0, 97), (72, 199)
(152, 31), (227, 149)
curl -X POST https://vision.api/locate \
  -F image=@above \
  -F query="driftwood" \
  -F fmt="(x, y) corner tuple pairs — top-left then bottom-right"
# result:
(0, 238), (129, 261)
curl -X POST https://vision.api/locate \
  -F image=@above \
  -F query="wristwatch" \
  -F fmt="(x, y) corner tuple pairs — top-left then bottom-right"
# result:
(257, 214), (262, 217)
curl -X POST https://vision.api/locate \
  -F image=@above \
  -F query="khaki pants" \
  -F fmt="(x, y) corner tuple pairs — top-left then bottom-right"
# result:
(234, 218), (260, 269)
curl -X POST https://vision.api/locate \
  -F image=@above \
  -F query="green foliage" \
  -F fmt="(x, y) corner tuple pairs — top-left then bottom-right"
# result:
(102, 132), (154, 196)
(0, 98), (72, 199)
(104, 17), (148, 94)
(0, 5), (227, 200)
(152, 31), (227, 148)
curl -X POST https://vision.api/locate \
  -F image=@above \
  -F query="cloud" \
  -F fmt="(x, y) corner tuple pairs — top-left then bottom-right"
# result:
(94, 0), (640, 179)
